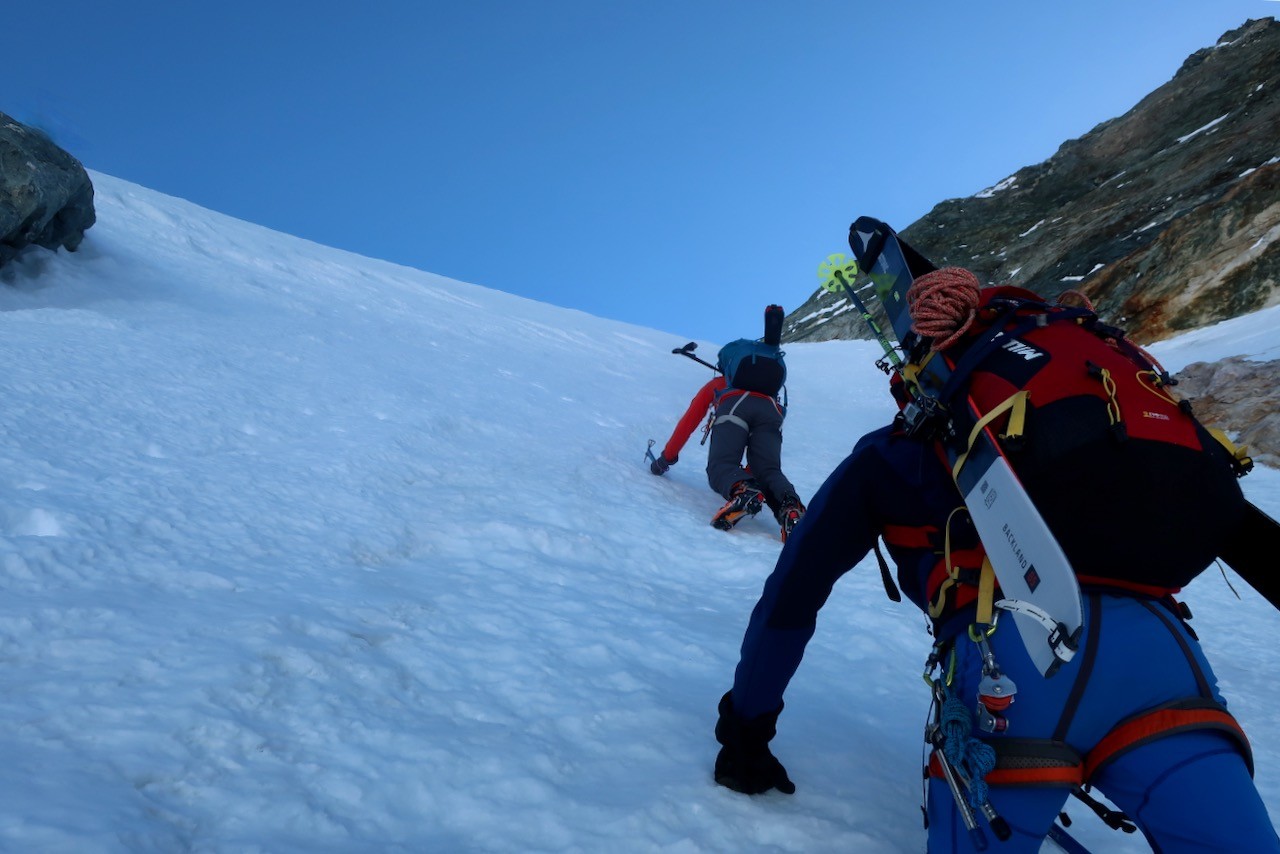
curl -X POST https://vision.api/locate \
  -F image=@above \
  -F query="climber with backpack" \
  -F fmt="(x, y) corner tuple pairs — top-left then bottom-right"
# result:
(650, 305), (806, 541)
(712, 266), (1278, 851)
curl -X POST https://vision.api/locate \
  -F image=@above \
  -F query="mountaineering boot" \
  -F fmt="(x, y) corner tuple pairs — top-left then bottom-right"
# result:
(712, 480), (766, 531)
(776, 496), (806, 542)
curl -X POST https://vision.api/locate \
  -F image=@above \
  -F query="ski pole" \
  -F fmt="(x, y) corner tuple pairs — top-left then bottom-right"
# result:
(817, 255), (903, 369)
(671, 342), (721, 373)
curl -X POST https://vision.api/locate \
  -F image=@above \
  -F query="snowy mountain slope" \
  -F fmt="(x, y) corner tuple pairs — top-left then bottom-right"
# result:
(1, 173), (1278, 853)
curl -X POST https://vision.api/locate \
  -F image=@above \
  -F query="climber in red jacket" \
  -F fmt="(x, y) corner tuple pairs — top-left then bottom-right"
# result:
(650, 306), (804, 541)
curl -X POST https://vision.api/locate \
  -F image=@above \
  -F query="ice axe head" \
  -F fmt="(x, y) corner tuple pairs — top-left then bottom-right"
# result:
(672, 342), (698, 355)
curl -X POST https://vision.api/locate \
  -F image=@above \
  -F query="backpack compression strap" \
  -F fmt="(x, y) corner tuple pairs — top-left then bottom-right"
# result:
(950, 391), (1030, 480)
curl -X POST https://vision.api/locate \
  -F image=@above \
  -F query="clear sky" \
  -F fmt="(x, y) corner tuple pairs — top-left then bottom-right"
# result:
(9, 0), (1275, 345)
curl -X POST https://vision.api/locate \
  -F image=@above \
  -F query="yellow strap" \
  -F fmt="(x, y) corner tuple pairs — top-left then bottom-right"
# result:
(952, 391), (1030, 479)
(1097, 367), (1122, 427)
(1003, 389), (1029, 442)
(976, 557), (996, 625)
(1208, 427), (1254, 471)
(1137, 369), (1180, 406)
(927, 507), (968, 619)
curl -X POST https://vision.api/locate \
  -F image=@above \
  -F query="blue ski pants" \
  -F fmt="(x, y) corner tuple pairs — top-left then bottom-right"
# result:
(927, 593), (1279, 853)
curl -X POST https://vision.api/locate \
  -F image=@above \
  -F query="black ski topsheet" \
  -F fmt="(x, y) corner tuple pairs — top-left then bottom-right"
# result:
(849, 217), (1084, 676)
(1219, 500), (1280, 608)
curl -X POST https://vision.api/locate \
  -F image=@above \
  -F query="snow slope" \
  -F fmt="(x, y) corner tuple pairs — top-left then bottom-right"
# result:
(1, 173), (1277, 853)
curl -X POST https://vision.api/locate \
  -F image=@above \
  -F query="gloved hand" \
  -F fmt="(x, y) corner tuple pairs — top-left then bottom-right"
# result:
(713, 691), (795, 795)
(649, 453), (675, 476)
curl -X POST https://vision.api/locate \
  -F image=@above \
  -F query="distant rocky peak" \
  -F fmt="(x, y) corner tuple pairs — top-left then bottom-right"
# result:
(785, 17), (1280, 348)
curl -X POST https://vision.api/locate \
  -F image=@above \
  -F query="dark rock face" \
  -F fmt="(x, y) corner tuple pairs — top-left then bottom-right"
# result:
(786, 17), (1280, 347)
(783, 18), (1280, 464)
(0, 111), (96, 267)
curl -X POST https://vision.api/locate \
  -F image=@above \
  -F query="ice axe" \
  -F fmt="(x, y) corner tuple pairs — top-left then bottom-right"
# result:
(671, 342), (720, 373)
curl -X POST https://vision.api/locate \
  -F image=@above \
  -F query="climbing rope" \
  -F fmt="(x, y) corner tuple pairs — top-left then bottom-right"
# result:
(906, 267), (982, 351)
(1056, 288), (1095, 311)
(940, 693), (997, 810)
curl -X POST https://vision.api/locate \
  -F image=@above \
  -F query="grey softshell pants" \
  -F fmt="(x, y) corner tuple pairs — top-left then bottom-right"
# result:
(705, 391), (797, 509)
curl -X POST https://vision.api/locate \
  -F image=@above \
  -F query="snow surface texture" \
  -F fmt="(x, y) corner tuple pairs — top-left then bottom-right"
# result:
(1, 173), (1278, 853)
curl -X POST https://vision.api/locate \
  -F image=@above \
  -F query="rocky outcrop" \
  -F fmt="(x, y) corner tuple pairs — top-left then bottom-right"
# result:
(1173, 356), (1280, 468)
(1, 111), (96, 267)
(786, 17), (1280, 346)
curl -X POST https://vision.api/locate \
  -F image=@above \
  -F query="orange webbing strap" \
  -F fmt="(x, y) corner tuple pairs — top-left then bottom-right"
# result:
(881, 522), (936, 550)
(926, 700), (1253, 789)
(951, 391), (1029, 479)
(929, 739), (1084, 788)
(1085, 699), (1254, 780)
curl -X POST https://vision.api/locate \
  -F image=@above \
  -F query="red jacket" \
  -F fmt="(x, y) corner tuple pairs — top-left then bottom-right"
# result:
(661, 376), (727, 461)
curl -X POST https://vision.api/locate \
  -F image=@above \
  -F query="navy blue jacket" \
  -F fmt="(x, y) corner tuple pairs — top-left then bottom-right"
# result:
(729, 423), (983, 719)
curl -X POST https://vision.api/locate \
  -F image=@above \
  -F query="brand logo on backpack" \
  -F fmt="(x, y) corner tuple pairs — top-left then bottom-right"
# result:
(1000, 338), (1045, 362)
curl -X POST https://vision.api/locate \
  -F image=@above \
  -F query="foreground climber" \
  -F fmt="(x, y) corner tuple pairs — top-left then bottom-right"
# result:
(712, 268), (1278, 851)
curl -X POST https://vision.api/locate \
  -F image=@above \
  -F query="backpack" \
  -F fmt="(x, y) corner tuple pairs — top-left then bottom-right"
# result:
(717, 338), (786, 398)
(915, 286), (1250, 594)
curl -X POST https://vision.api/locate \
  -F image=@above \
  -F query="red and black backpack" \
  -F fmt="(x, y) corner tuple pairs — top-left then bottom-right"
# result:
(910, 285), (1251, 596)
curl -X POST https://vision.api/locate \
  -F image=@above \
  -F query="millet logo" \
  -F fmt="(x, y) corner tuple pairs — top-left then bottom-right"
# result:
(1001, 339), (1045, 361)
(1142, 410), (1172, 421)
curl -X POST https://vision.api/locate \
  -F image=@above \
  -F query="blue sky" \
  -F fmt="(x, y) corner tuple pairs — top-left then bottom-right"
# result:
(9, 0), (1274, 344)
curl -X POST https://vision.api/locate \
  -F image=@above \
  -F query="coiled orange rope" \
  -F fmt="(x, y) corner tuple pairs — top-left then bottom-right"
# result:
(907, 267), (982, 351)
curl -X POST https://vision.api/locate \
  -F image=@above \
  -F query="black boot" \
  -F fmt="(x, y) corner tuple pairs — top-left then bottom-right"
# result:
(776, 495), (805, 542)
(711, 480), (766, 530)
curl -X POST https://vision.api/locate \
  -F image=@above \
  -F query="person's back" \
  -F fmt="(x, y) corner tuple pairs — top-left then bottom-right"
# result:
(713, 269), (1279, 852)
(651, 305), (805, 540)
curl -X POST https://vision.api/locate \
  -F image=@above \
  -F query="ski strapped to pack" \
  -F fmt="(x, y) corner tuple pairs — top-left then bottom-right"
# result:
(820, 233), (1084, 677)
